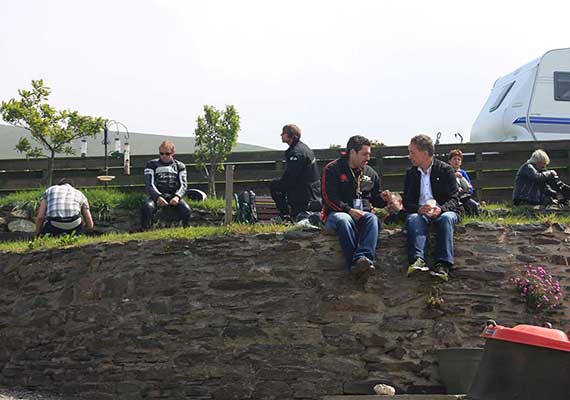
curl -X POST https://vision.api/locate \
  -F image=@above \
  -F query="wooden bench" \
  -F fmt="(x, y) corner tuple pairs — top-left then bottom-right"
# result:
(254, 195), (280, 222)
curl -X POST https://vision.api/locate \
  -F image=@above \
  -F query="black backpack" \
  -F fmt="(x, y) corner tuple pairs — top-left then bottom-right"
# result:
(234, 190), (258, 224)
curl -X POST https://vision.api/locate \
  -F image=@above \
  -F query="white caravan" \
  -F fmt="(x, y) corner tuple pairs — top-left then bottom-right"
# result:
(471, 48), (570, 142)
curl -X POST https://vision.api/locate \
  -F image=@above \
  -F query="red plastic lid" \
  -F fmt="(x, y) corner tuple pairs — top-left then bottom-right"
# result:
(481, 323), (570, 352)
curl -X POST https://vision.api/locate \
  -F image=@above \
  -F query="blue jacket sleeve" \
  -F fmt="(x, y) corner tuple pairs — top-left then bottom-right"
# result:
(460, 169), (474, 194)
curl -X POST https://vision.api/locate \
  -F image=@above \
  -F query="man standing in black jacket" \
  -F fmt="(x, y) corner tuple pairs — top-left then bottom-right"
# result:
(141, 140), (192, 230)
(270, 124), (321, 222)
(403, 134), (462, 281)
(322, 135), (389, 280)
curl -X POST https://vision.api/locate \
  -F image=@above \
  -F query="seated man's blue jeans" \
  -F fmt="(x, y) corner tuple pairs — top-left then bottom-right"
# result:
(325, 211), (379, 270)
(406, 211), (458, 265)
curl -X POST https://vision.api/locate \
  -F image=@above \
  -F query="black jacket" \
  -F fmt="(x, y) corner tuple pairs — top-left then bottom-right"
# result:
(276, 140), (321, 206)
(512, 161), (555, 205)
(144, 158), (188, 201)
(403, 158), (462, 214)
(322, 155), (386, 219)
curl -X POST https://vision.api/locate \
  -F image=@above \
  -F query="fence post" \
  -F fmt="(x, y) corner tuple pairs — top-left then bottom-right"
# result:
(374, 147), (384, 181)
(566, 150), (570, 184)
(475, 151), (483, 201)
(224, 164), (235, 226)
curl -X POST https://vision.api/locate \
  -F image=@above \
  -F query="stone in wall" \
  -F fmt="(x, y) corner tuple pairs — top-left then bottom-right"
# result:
(9, 208), (32, 220)
(7, 218), (35, 233)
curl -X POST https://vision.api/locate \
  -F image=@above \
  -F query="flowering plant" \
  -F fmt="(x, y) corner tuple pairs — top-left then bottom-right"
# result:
(511, 264), (562, 312)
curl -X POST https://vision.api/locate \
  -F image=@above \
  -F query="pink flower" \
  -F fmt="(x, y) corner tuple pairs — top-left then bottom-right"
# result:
(512, 264), (562, 312)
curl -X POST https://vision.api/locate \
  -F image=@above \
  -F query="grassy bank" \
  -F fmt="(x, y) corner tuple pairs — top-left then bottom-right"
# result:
(0, 224), (289, 253)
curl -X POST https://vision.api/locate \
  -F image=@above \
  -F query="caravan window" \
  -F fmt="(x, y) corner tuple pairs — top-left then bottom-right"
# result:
(554, 72), (570, 101)
(489, 81), (515, 112)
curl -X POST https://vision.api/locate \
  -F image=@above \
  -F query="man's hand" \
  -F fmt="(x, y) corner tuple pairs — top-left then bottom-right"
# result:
(169, 196), (180, 206)
(418, 204), (431, 215)
(455, 171), (463, 178)
(380, 190), (392, 202)
(419, 205), (441, 218)
(387, 201), (403, 214)
(430, 206), (442, 218)
(349, 208), (365, 221)
(157, 196), (168, 207)
(550, 170), (558, 177)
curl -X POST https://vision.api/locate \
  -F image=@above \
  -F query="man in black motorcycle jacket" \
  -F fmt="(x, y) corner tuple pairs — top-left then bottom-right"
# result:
(141, 140), (192, 229)
(270, 124), (321, 221)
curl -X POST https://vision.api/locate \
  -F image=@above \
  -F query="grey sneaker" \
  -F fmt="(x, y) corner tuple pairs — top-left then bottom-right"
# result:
(351, 257), (375, 281)
(407, 258), (428, 277)
(430, 262), (450, 282)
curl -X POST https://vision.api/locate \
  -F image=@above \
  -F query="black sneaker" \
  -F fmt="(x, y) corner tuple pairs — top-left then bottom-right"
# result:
(351, 256), (375, 281)
(430, 261), (450, 282)
(407, 258), (428, 277)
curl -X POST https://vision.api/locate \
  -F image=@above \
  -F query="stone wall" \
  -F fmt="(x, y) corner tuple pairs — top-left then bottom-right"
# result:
(1, 224), (570, 399)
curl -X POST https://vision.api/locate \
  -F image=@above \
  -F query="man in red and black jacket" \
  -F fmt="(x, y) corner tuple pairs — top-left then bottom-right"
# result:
(322, 135), (390, 280)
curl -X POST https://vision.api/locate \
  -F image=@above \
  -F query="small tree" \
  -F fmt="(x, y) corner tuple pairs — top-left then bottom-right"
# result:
(194, 105), (241, 198)
(0, 79), (106, 185)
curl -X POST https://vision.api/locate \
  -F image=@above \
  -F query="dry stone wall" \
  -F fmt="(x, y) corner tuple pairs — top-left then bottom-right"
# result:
(1, 223), (570, 399)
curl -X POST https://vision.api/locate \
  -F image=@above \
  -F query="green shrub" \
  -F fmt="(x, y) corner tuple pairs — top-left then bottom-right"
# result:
(0, 189), (44, 208)
(0, 189), (226, 213)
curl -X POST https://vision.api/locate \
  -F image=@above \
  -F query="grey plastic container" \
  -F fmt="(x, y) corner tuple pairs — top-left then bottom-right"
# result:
(436, 347), (483, 394)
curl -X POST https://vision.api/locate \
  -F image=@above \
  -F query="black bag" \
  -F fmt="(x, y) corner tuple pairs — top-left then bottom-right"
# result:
(460, 194), (481, 216)
(234, 190), (258, 224)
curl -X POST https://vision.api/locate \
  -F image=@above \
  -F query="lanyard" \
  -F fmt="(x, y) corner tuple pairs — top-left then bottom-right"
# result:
(350, 168), (362, 198)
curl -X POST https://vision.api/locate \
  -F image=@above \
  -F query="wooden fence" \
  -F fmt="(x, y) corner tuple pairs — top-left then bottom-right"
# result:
(1, 140), (570, 203)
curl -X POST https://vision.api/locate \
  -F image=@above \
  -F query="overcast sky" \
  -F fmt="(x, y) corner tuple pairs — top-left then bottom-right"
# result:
(1, 0), (568, 150)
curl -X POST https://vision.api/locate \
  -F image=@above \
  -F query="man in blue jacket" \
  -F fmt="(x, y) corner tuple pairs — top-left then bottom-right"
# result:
(404, 134), (463, 281)
(270, 124), (321, 222)
(322, 135), (389, 280)
(142, 140), (191, 230)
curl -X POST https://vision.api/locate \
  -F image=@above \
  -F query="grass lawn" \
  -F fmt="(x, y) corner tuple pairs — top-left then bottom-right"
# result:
(2, 189), (570, 253)
(0, 224), (289, 253)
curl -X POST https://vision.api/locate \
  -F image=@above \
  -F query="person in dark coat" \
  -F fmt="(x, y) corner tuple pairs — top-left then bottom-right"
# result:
(513, 149), (570, 206)
(404, 134), (463, 282)
(270, 124), (321, 222)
